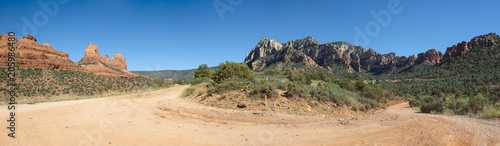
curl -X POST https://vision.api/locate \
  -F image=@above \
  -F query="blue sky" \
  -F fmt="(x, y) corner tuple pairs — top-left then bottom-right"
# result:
(1, 0), (499, 71)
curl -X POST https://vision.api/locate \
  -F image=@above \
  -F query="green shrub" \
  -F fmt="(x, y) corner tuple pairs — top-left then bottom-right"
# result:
(151, 78), (170, 89)
(263, 69), (281, 76)
(481, 104), (500, 118)
(250, 81), (278, 99)
(356, 97), (379, 109)
(335, 79), (357, 91)
(285, 82), (310, 98)
(355, 80), (367, 91)
(212, 61), (253, 84)
(191, 77), (211, 85)
(469, 93), (488, 114)
(420, 101), (444, 113)
(194, 64), (212, 80)
(286, 70), (312, 85)
(360, 86), (390, 103)
(173, 78), (188, 85)
(182, 87), (196, 97)
(208, 77), (248, 94)
(411, 96), (444, 113)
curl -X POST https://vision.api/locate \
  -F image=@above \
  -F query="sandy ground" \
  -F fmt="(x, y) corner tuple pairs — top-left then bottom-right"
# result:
(1, 85), (499, 146)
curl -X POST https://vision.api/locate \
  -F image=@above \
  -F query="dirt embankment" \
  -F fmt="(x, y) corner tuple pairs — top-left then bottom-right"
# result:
(1, 85), (499, 145)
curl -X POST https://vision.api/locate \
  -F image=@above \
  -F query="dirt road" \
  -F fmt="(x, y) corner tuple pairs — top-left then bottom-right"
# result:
(1, 85), (499, 145)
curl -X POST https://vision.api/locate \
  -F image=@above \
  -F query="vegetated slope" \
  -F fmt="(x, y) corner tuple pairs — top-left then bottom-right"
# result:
(241, 32), (500, 117)
(0, 68), (157, 102)
(382, 43), (500, 98)
(183, 61), (397, 116)
(379, 33), (500, 116)
(0, 34), (166, 102)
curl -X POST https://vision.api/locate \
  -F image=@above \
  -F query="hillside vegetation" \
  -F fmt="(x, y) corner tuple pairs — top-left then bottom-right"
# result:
(183, 61), (399, 114)
(380, 45), (500, 118)
(0, 67), (170, 103)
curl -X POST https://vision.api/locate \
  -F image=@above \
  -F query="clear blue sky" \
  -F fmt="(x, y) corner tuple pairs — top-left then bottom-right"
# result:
(1, 0), (499, 71)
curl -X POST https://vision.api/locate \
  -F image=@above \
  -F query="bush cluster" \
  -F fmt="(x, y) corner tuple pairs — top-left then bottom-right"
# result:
(410, 93), (495, 116)
(187, 62), (399, 111)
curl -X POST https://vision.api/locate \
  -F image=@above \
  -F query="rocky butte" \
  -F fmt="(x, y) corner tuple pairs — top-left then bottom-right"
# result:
(0, 34), (137, 78)
(78, 42), (137, 77)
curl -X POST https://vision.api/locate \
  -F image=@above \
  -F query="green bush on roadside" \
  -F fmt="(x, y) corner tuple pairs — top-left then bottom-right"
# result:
(481, 104), (500, 118)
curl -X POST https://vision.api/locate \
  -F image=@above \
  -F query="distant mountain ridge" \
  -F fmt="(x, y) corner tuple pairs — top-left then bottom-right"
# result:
(244, 33), (499, 74)
(132, 66), (219, 80)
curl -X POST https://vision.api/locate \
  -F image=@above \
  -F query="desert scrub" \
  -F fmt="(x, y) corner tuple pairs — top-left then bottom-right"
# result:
(207, 77), (249, 94)
(411, 93), (495, 115)
(212, 61), (253, 84)
(249, 80), (278, 99)
(182, 83), (208, 98)
(481, 104), (500, 118)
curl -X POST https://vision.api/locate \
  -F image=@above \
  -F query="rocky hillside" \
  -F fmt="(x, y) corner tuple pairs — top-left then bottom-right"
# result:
(0, 34), (138, 78)
(0, 34), (156, 98)
(0, 34), (81, 71)
(244, 33), (499, 74)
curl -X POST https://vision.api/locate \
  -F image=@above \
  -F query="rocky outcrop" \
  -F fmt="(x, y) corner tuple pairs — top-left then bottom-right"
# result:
(244, 33), (499, 73)
(244, 38), (283, 65)
(79, 42), (135, 77)
(244, 33), (499, 74)
(108, 53), (127, 71)
(416, 49), (442, 65)
(0, 34), (138, 78)
(443, 33), (499, 61)
(248, 46), (319, 70)
(0, 34), (80, 70)
(284, 36), (320, 50)
(244, 36), (413, 73)
(443, 41), (469, 61)
(80, 42), (128, 71)
(273, 46), (319, 68)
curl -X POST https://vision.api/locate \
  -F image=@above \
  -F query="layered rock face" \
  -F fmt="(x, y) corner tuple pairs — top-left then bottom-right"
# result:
(0, 33), (137, 78)
(244, 33), (499, 73)
(79, 43), (135, 77)
(244, 36), (413, 73)
(0, 34), (80, 70)
(416, 49), (442, 65)
(80, 43), (127, 71)
(443, 33), (499, 61)
(248, 45), (319, 70)
(244, 38), (283, 64)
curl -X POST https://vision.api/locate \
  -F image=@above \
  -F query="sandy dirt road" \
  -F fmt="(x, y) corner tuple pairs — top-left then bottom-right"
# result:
(1, 85), (499, 146)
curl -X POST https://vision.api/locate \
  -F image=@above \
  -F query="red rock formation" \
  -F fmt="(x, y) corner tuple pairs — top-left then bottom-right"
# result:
(108, 53), (127, 70)
(80, 43), (128, 71)
(443, 41), (468, 61)
(416, 49), (442, 65)
(443, 33), (498, 61)
(79, 43), (135, 77)
(0, 34), (138, 78)
(0, 34), (80, 70)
